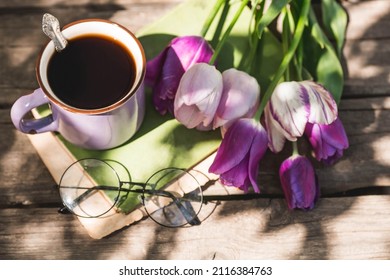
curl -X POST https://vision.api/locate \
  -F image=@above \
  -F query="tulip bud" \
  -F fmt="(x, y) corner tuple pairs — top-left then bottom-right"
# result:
(279, 155), (319, 210)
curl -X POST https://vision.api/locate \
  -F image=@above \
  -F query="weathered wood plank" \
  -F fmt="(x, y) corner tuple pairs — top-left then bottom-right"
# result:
(1, 195), (389, 259)
(316, 97), (390, 191)
(0, 1), (183, 42)
(344, 0), (390, 40)
(0, 110), (58, 206)
(343, 39), (390, 97)
(0, 0), (183, 9)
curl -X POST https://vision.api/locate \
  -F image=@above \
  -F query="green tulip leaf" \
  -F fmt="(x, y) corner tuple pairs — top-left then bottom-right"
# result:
(257, 0), (292, 39)
(321, 0), (348, 58)
(302, 8), (344, 104)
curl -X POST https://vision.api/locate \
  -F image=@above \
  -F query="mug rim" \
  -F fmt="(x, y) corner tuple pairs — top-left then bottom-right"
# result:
(36, 18), (146, 114)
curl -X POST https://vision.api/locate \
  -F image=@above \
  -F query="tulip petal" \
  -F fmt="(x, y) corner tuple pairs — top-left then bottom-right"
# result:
(174, 63), (223, 128)
(264, 103), (287, 153)
(320, 118), (349, 149)
(209, 119), (268, 193)
(218, 155), (251, 192)
(145, 48), (168, 87)
(158, 50), (186, 100)
(213, 69), (260, 128)
(302, 81), (338, 125)
(179, 64), (222, 105)
(305, 118), (349, 164)
(209, 119), (255, 174)
(152, 53), (184, 114)
(268, 81), (310, 139)
(174, 104), (208, 129)
(248, 124), (268, 193)
(170, 36), (214, 70)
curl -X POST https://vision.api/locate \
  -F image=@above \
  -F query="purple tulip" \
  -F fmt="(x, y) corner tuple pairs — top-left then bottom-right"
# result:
(305, 118), (349, 165)
(145, 36), (214, 115)
(265, 81), (338, 153)
(279, 155), (319, 210)
(209, 118), (268, 193)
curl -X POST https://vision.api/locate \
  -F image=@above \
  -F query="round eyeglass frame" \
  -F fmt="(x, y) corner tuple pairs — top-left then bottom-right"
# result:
(58, 158), (204, 228)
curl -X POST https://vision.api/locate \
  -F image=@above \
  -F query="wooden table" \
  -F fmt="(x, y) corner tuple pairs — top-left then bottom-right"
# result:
(1, 0), (390, 260)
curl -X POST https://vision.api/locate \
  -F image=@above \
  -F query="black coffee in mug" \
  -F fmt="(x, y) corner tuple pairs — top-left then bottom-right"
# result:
(47, 34), (136, 110)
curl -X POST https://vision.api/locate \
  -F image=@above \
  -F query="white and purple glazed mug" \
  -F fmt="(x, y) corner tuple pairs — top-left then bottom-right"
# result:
(10, 19), (146, 150)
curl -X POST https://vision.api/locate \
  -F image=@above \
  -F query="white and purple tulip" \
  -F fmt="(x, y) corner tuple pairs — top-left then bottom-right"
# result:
(265, 81), (338, 153)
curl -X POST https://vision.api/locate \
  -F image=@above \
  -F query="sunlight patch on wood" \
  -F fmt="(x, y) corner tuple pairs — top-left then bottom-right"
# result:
(372, 135), (390, 167)
(325, 196), (390, 259)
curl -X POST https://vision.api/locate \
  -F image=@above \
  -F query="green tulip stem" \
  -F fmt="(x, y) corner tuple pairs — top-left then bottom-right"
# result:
(209, 0), (250, 65)
(200, 0), (225, 38)
(242, 0), (263, 73)
(257, 0), (311, 117)
(292, 140), (299, 156)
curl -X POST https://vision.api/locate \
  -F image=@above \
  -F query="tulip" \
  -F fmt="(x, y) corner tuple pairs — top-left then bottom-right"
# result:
(279, 155), (319, 210)
(209, 118), (268, 193)
(145, 36), (214, 115)
(265, 81), (338, 152)
(305, 118), (349, 165)
(174, 63), (223, 130)
(213, 68), (260, 130)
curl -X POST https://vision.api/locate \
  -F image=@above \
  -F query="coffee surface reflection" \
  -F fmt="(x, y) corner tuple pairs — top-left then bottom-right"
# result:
(47, 34), (136, 110)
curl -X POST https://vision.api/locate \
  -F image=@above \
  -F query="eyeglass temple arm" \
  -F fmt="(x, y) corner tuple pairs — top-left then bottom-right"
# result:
(58, 185), (119, 214)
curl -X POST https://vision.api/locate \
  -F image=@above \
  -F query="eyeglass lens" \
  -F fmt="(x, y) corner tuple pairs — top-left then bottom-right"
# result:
(58, 159), (121, 218)
(143, 168), (203, 227)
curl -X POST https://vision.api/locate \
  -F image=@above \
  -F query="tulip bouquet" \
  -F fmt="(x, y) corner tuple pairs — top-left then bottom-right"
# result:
(145, 0), (349, 210)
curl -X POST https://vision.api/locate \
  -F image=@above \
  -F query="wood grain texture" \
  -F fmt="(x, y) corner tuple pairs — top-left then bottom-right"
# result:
(1, 0), (390, 259)
(1, 196), (389, 260)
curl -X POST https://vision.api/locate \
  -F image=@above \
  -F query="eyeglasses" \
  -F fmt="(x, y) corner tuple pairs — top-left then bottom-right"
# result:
(57, 158), (213, 228)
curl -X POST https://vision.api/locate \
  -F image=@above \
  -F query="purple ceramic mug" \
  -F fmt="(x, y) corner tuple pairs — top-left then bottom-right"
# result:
(10, 19), (146, 150)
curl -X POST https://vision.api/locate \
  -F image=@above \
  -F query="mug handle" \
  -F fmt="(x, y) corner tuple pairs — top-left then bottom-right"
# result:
(10, 88), (58, 134)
